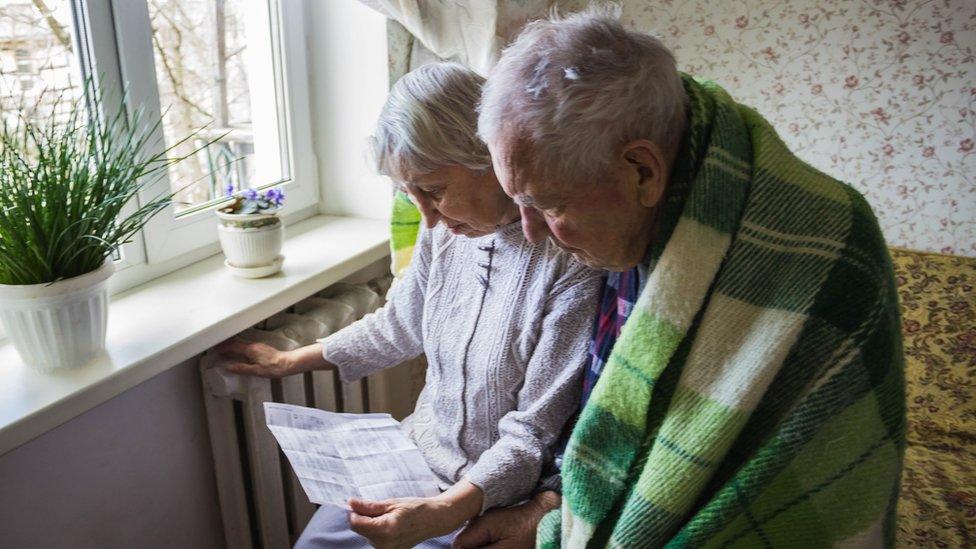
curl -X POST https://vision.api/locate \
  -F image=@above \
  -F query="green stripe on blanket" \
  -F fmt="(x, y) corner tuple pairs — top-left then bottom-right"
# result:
(538, 76), (904, 548)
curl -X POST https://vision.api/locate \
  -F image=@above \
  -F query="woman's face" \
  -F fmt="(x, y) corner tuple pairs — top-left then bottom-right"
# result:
(401, 165), (520, 238)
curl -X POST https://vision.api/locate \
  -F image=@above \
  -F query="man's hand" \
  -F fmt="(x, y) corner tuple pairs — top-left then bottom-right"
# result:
(453, 491), (560, 549)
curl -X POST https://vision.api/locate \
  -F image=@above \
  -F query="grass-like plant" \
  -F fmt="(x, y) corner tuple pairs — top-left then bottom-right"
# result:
(0, 82), (208, 285)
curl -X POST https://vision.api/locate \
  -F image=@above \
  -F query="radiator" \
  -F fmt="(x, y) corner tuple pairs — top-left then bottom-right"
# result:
(200, 273), (425, 549)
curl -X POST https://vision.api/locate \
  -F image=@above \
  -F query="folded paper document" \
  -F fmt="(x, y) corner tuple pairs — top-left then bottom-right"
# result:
(264, 403), (441, 507)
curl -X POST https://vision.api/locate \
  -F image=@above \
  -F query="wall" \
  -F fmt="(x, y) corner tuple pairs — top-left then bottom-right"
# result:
(307, 0), (393, 221)
(618, 0), (975, 256)
(0, 359), (224, 549)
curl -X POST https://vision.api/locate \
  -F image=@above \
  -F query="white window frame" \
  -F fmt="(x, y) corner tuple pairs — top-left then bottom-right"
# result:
(90, 0), (319, 269)
(73, 0), (147, 271)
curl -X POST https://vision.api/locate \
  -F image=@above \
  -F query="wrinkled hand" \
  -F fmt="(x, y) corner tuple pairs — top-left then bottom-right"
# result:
(348, 497), (461, 549)
(211, 337), (293, 378)
(452, 492), (559, 549)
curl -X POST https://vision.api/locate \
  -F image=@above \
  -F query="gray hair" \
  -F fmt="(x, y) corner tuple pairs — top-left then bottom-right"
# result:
(371, 62), (491, 182)
(478, 5), (687, 185)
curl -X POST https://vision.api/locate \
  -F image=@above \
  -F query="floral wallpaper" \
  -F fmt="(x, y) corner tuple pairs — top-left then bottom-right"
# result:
(384, 0), (976, 256)
(617, 0), (976, 256)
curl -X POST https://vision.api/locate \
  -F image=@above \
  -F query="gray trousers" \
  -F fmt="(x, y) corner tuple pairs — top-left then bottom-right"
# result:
(294, 505), (459, 548)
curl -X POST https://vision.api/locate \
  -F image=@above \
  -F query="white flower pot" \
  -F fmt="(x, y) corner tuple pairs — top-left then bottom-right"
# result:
(0, 260), (114, 372)
(216, 210), (284, 273)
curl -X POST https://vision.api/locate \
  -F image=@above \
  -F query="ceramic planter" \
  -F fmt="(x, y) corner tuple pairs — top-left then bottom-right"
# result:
(216, 210), (284, 276)
(0, 260), (114, 371)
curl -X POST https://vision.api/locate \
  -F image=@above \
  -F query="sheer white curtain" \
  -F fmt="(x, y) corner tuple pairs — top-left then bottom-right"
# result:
(360, 0), (559, 76)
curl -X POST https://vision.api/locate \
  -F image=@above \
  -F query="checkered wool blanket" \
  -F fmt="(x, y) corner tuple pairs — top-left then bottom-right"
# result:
(535, 77), (906, 548)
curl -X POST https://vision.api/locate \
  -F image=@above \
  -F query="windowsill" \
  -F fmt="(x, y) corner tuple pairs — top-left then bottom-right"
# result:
(0, 214), (390, 456)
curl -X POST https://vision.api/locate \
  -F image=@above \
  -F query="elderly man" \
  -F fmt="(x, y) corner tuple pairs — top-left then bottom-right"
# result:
(455, 8), (905, 549)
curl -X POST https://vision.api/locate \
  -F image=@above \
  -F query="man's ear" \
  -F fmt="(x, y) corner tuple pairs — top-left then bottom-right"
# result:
(622, 139), (668, 208)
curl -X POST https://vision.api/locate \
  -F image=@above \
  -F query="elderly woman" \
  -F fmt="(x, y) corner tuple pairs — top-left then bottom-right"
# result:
(214, 62), (601, 548)
(455, 7), (905, 549)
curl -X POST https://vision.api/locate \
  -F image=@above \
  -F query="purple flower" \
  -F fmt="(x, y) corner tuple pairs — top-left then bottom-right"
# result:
(223, 182), (235, 197)
(243, 188), (259, 200)
(264, 187), (285, 206)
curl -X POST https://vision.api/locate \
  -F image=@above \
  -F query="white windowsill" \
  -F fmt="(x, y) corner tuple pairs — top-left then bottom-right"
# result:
(0, 214), (390, 456)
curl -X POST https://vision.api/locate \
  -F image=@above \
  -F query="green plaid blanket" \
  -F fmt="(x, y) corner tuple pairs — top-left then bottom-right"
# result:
(388, 76), (905, 548)
(536, 77), (905, 547)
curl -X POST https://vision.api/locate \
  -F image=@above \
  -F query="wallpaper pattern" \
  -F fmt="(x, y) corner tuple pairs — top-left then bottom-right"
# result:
(620, 0), (975, 256)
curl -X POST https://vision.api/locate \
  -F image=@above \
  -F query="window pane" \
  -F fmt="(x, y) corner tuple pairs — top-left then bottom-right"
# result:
(0, 0), (82, 123)
(147, 0), (286, 214)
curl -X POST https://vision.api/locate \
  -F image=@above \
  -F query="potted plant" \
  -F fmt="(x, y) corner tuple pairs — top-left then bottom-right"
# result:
(0, 85), (206, 371)
(216, 185), (285, 278)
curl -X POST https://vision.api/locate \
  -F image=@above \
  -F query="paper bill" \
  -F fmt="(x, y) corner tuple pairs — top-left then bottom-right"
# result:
(264, 402), (441, 507)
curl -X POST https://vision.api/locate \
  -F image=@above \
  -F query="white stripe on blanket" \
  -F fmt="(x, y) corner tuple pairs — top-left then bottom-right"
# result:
(679, 294), (807, 411)
(639, 218), (730, 331)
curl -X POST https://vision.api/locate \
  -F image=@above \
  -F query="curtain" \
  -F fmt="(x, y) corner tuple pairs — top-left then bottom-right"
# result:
(361, 0), (559, 76)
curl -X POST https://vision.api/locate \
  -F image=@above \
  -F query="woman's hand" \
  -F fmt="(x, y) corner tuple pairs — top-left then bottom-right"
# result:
(347, 497), (459, 549)
(211, 337), (299, 378)
(349, 480), (484, 548)
(212, 338), (335, 377)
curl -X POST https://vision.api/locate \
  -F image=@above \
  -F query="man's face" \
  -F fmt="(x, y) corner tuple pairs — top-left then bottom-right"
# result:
(490, 138), (659, 272)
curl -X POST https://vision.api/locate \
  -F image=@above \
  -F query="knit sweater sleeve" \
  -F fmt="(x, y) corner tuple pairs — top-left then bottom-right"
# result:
(320, 226), (432, 383)
(464, 261), (602, 512)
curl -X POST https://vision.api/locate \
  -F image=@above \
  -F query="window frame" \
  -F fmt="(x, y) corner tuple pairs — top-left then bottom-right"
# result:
(73, 0), (148, 271)
(91, 0), (319, 267)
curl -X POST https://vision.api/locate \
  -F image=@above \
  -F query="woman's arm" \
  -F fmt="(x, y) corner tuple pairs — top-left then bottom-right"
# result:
(345, 474), (560, 548)
(319, 225), (435, 383)
(463, 263), (603, 512)
(212, 227), (436, 380)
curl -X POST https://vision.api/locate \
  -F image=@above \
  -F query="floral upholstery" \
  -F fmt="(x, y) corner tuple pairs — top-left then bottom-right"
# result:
(891, 249), (975, 547)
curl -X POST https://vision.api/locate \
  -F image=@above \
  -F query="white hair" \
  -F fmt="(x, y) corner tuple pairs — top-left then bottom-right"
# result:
(371, 62), (491, 182)
(478, 5), (687, 185)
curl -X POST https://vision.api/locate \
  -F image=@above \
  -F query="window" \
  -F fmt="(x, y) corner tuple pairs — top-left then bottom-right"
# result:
(146, 0), (288, 215)
(0, 2), (83, 124)
(0, 0), (317, 274)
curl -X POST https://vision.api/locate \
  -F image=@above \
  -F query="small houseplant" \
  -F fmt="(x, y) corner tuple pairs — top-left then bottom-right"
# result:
(216, 185), (285, 277)
(0, 84), (206, 371)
